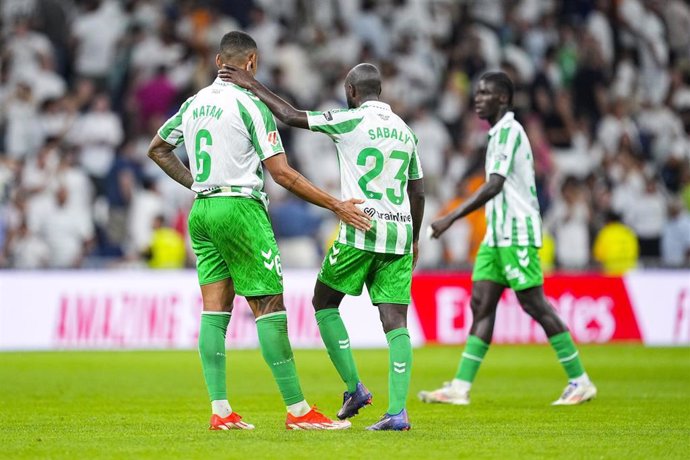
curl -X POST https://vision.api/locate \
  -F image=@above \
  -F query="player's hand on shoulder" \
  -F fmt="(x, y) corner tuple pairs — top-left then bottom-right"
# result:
(334, 198), (371, 232)
(218, 65), (254, 89)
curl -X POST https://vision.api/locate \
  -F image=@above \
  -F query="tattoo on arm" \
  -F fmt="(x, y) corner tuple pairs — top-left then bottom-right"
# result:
(147, 136), (193, 189)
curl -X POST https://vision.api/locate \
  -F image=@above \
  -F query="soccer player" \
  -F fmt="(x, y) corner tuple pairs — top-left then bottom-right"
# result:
(148, 31), (372, 431)
(418, 72), (597, 406)
(219, 63), (425, 430)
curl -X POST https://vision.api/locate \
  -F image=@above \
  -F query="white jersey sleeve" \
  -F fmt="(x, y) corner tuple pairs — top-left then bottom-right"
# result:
(408, 133), (423, 180)
(306, 109), (365, 140)
(158, 95), (196, 146)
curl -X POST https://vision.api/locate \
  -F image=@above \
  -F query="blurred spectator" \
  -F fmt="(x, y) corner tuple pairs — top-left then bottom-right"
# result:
(39, 185), (94, 268)
(4, 16), (52, 82)
(661, 197), (690, 267)
(593, 211), (639, 275)
(5, 218), (49, 269)
(3, 81), (41, 159)
(105, 141), (143, 248)
(146, 215), (185, 269)
(70, 93), (123, 195)
(545, 177), (590, 269)
(133, 66), (177, 129)
(624, 176), (667, 259)
(71, 0), (126, 85)
(128, 177), (163, 257)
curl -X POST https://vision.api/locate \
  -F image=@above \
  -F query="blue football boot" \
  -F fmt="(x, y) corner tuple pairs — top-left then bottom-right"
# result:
(336, 382), (372, 420)
(366, 409), (411, 431)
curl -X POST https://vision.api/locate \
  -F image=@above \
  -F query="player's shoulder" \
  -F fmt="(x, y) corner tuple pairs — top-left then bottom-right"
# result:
(310, 107), (360, 123)
(500, 113), (526, 133)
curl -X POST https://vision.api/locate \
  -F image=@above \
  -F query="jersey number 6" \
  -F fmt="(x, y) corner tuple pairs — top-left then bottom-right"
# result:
(194, 129), (212, 182)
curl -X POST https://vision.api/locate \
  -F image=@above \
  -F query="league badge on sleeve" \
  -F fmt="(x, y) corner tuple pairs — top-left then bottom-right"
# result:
(267, 131), (279, 146)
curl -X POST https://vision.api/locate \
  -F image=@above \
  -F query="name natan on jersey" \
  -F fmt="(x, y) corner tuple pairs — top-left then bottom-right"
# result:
(307, 101), (423, 255)
(158, 78), (284, 209)
(484, 111), (542, 247)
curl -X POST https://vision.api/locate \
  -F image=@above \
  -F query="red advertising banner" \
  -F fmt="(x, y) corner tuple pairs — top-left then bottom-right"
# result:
(411, 273), (643, 344)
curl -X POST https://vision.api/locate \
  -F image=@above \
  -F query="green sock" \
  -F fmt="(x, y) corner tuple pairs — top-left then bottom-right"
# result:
(454, 335), (490, 383)
(315, 308), (360, 393)
(549, 331), (586, 380)
(386, 328), (412, 415)
(198, 312), (231, 401)
(256, 311), (305, 405)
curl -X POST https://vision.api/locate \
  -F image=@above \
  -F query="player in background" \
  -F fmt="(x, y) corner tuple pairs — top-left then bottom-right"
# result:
(219, 63), (425, 431)
(148, 31), (371, 431)
(418, 72), (597, 406)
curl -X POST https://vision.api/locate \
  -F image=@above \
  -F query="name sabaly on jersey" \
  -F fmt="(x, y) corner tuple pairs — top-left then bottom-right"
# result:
(307, 101), (423, 255)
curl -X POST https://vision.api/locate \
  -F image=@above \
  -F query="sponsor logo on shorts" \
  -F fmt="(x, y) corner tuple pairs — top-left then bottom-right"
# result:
(323, 111), (333, 121)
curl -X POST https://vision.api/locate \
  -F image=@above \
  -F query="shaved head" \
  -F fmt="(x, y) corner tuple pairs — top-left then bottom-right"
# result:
(344, 63), (381, 108)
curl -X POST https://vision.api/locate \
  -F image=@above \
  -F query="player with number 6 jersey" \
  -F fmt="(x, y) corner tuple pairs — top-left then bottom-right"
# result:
(219, 62), (425, 431)
(148, 31), (371, 432)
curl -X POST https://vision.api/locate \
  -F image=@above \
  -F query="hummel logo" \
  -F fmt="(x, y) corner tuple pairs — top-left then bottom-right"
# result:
(338, 339), (350, 349)
(517, 248), (529, 267)
(393, 362), (406, 374)
(329, 245), (341, 265)
(262, 249), (274, 270)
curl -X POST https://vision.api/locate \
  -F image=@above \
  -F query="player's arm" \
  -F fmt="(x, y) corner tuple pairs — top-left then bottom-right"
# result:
(147, 135), (193, 189)
(218, 66), (309, 129)
(263, 153), (370, 231)
(408, 178), (425, 268)
(430, 174), (505, 239)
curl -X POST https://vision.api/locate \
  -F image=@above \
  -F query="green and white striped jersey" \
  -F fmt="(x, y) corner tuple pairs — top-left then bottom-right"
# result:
(307, 101), (423, 255)
(157, 78), (284, 208)
(484, 111), (542, 247)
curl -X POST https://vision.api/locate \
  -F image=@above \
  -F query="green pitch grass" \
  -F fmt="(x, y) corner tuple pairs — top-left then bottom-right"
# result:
(1, 345), (688, 459)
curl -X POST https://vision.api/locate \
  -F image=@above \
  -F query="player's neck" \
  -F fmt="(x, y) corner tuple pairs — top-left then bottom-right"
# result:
(356, 96), (379, 107)
(489, 108), (510, 127)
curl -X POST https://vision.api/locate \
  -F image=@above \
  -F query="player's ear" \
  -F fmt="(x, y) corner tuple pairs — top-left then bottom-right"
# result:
(215, 54), (222, 68)
(247, 52), (258, 73)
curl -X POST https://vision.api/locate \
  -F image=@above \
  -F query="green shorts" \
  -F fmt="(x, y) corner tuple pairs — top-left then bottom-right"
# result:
(472, 244), (543, 291)
(318, 241), (413, 305)
(188, 197), (283, 296)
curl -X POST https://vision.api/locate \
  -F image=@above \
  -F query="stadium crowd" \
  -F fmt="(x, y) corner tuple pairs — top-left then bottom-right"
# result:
(1, 0), (690, 271)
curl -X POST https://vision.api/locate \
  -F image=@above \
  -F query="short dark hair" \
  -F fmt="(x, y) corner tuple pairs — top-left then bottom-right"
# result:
(219, 31), (257, 59)
(480, 71), (514, 106)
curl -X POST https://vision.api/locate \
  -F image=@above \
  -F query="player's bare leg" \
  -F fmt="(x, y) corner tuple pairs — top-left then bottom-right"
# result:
(312, 281), (371, 419)
(247, 293), (350, 430)
(419, 280), (504, 405)
(367, 303), (412, 431)
(198, 278), (254, 430)
(515, 286), (597, 405)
